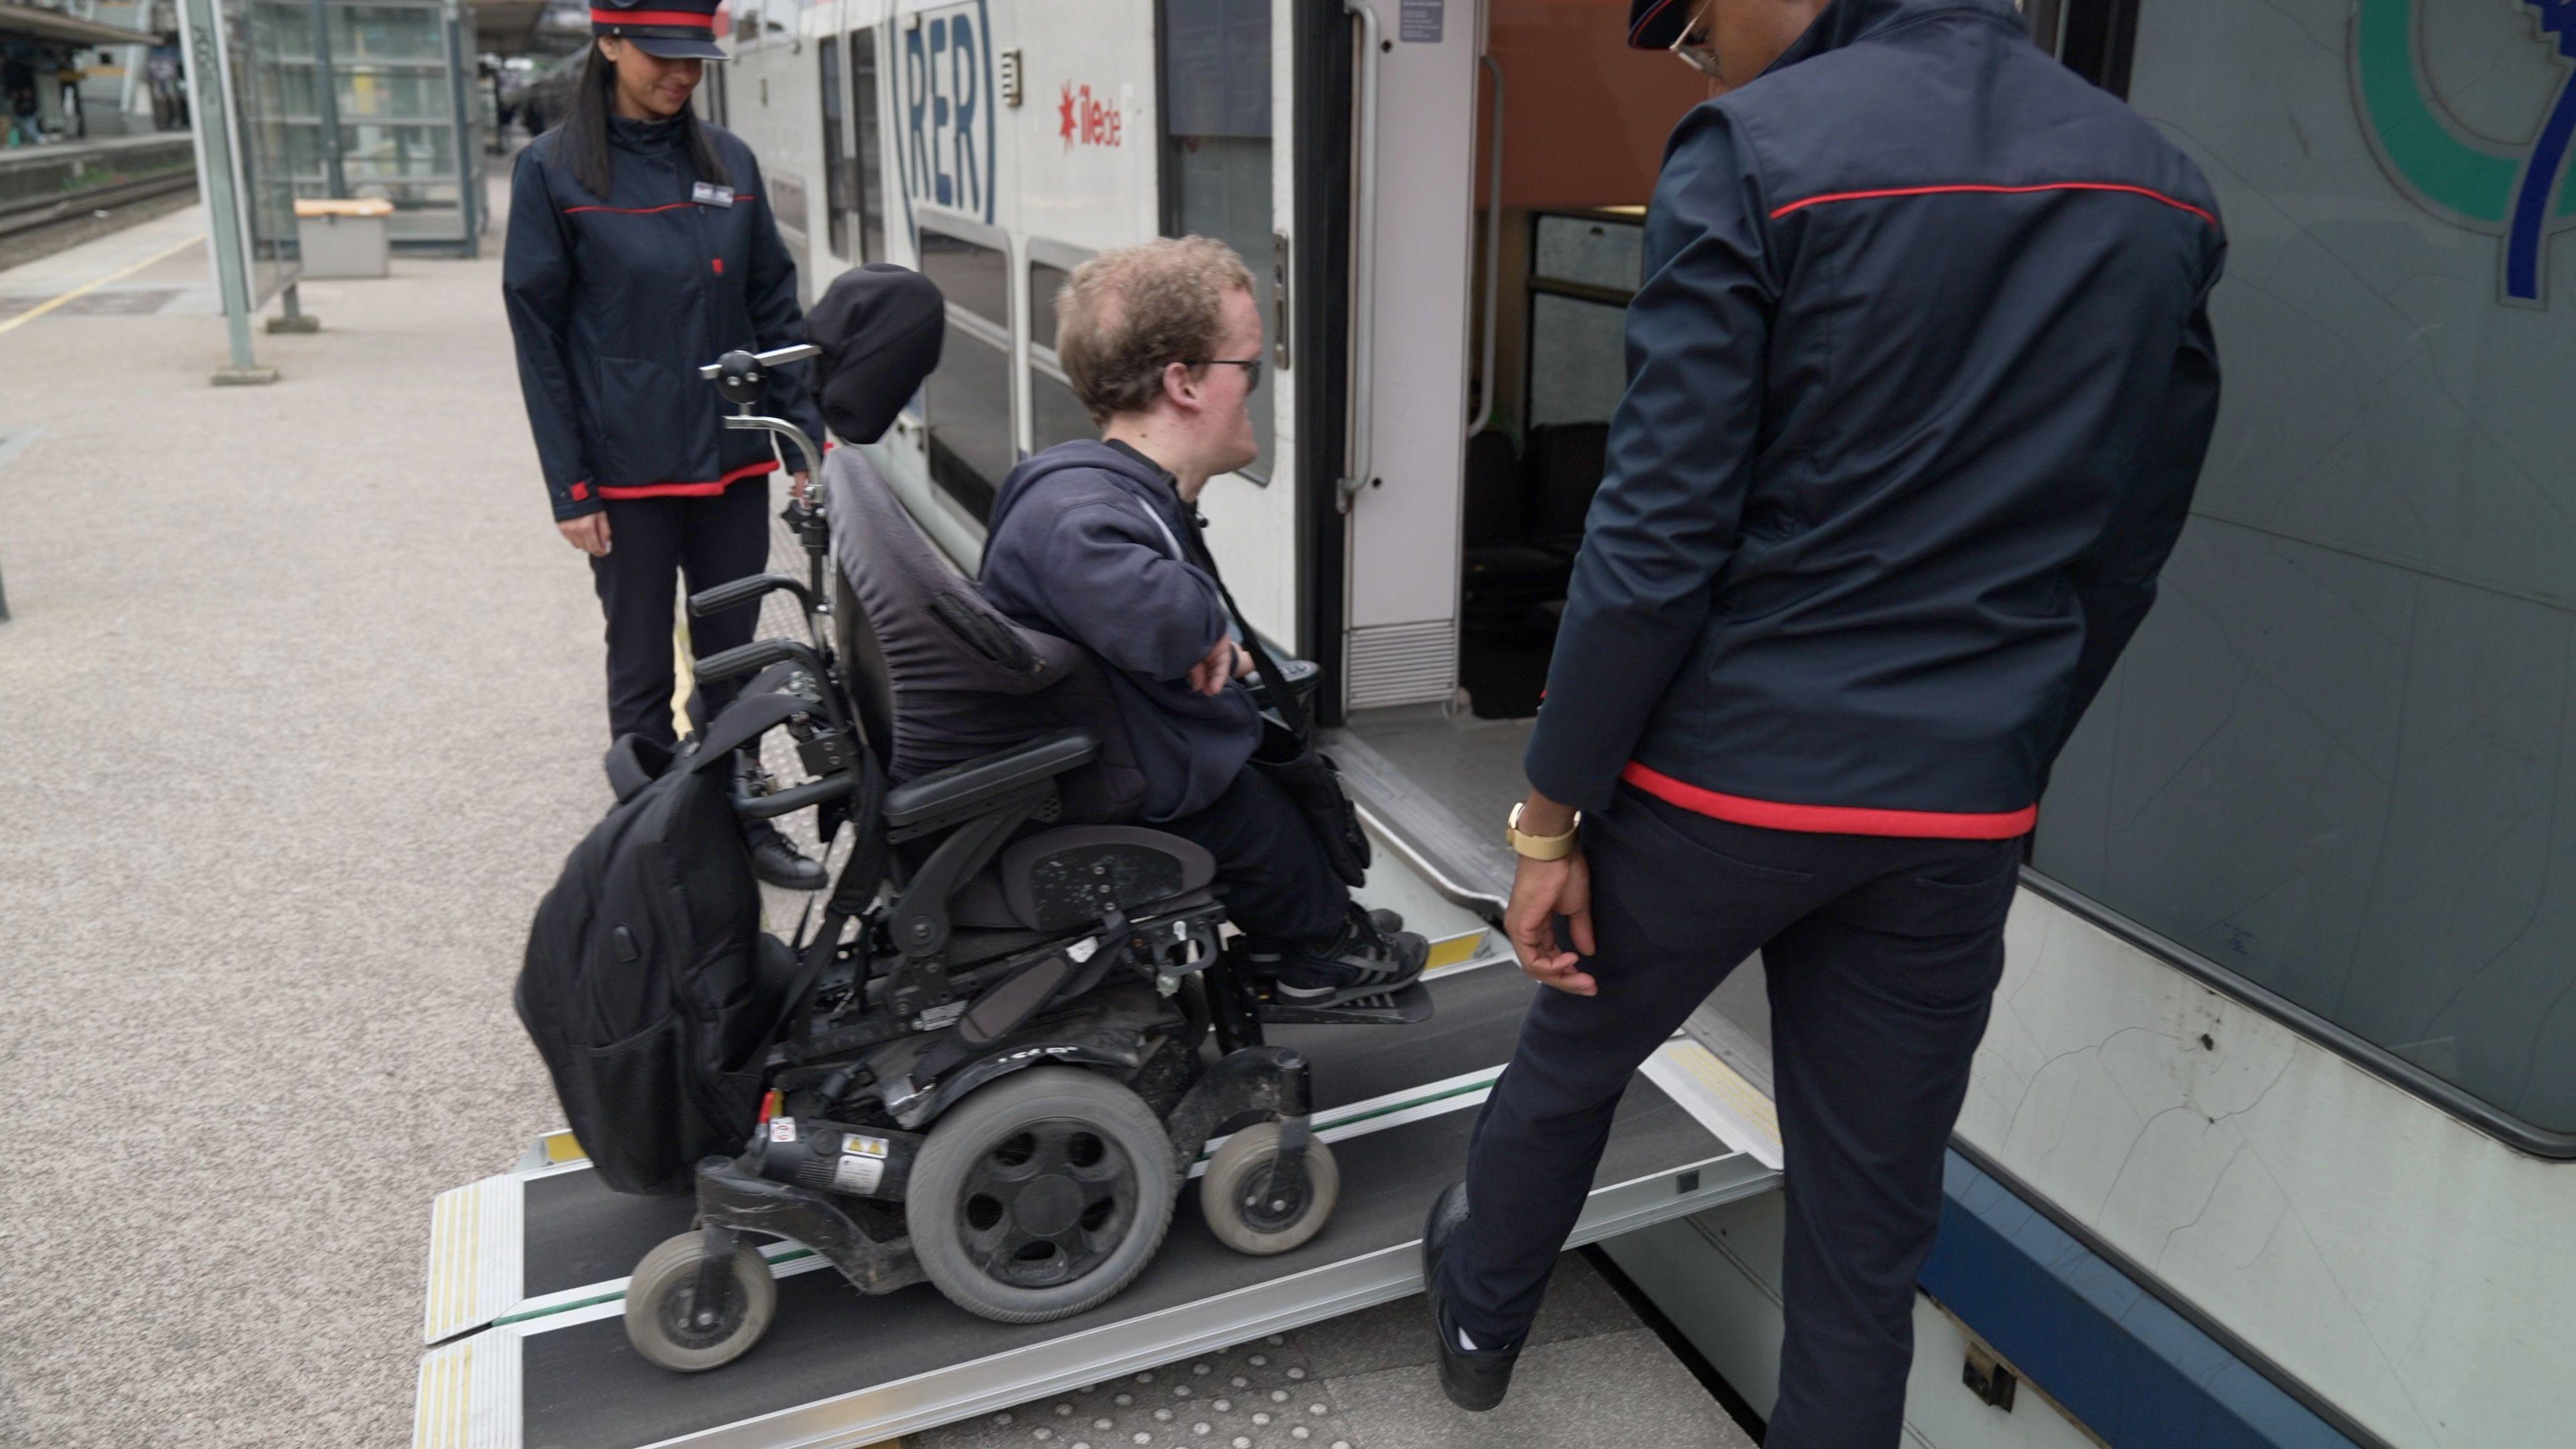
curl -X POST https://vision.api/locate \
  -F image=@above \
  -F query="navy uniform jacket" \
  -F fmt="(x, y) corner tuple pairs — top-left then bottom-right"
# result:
(502, 114), (826, 521)
(1527, 0), (2224, 838)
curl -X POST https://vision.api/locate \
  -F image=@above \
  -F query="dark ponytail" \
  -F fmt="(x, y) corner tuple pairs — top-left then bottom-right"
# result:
(558, 44), (733, 201)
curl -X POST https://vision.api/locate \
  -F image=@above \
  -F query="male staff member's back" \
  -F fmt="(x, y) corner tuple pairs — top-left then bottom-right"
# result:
(1421, 1), (2224, 1444)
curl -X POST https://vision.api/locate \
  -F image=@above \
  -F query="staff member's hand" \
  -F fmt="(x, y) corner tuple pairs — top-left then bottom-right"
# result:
(1506, 793), (1597, 996)
(558, 512), (612, 557)
(790, 472), (810, 504)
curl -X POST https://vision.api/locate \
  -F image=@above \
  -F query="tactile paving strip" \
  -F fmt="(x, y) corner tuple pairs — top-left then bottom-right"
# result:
(912, 1334), (1363, 1449)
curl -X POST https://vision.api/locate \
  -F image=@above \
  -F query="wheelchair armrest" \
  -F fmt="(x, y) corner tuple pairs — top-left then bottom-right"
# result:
(1246, 653), (1321, 719)
(883, 729), (1098, 830)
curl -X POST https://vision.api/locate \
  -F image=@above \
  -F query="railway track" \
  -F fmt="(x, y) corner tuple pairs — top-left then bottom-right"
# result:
(0, 170), (199, 241)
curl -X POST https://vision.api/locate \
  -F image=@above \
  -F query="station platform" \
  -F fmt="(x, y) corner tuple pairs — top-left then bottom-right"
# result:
(0, 176), (1770, 1449)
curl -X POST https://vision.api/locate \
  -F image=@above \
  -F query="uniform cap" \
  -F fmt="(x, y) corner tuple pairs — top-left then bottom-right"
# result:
(1625, 0), (1701, 50)
(592, 0), (727, 61)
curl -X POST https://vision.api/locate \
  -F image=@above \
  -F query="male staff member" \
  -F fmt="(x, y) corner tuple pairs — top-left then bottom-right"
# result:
(1421, 1), (2224, 1442)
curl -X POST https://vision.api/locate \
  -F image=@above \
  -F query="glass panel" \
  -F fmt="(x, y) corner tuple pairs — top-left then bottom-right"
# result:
(925, 323), (1013, 522)
(1031, 365), (1093, 453)
(1030, 259), (1073, 355)
(1526, 293), (1627, 427)
(2035, 0), (2576, 1129)
(851, 30), (883, 263)
(1162, 0), (1272, 479)
(325, 4), (447, 62)
(1163, 0), (1269, 138)
(1534, 214), (1642, 292)
(919, 226), (1008, 326)
(1165, 142), (1272, 473)
(819, 36), (847, 259)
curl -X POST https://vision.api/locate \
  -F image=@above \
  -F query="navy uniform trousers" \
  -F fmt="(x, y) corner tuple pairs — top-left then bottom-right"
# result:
(587, 478), (771, 746)
(1439, 786), (2021, 1448)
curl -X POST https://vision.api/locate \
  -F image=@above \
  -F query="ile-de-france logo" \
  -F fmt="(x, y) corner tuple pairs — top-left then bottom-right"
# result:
(2353, 0), (2576, 307)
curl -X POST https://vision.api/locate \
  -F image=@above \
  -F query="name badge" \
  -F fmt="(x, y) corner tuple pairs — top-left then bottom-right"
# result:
(692, 182), (735, 209)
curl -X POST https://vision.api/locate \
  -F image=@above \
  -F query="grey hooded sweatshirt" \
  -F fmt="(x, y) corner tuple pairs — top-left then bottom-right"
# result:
(978, 439), (1260, 822)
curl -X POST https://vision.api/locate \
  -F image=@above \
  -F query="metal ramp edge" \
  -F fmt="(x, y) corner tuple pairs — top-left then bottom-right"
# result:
(413, 1089), (1777, 1449)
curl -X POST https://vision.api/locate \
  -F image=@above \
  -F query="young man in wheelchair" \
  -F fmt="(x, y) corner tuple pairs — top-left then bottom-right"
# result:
(977, 237), (1428, 1006)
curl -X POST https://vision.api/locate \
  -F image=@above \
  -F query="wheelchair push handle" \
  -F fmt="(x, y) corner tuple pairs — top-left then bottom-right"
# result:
(689, 572), (818, 619)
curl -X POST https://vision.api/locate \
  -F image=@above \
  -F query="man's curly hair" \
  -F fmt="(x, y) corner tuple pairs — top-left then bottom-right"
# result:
(1055, 237), (1254, 423)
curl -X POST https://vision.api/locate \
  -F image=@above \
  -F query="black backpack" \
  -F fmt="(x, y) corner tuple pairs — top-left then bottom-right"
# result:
(515, 693), (817, 1195)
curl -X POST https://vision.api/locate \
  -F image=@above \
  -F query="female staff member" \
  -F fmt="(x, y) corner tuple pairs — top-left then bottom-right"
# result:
(502, 0), (825, 889)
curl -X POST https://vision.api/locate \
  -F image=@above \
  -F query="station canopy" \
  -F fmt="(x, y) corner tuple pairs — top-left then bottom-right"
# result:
(0, 1), (156, 46)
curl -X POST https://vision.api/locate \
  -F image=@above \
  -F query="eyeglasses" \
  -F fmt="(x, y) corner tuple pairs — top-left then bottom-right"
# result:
(1667, 1), (1722, 78)
(1185, 357), (1263, 392)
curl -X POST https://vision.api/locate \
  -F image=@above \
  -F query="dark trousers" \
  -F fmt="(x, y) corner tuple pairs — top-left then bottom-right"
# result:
(1441, 787), (2020, 1448)
(1158, 764), (1352, 947)
(587, 481), (771, 747)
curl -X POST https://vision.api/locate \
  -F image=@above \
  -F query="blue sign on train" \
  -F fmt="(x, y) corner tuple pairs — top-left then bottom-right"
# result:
(900, 1), (998, 225)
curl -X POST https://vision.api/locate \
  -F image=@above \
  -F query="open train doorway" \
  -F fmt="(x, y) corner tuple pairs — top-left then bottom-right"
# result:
(1324, 2), (1708, 906)
(1457, 2), (1710, 720)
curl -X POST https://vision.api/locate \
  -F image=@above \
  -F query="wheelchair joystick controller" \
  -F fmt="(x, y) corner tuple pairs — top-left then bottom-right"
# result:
(711, 349), (770, 410)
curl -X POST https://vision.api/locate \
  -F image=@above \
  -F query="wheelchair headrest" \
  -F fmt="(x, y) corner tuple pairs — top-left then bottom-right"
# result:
(806, 264), (945, 445)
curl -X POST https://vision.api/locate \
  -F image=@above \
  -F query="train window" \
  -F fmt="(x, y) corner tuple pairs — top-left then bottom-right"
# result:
(850, 30), (884, 263)
(1533, 215), (1644, 294)
(1160, 0), (1273, 480)
(818, 36), (849, 259)
(1027, 252), (1091, 454)
(1029, 260), (1072, 354)
(2033, 0), (2576, 1140)
(919, 225), (1009, 327)
(1525, 214), (1643, 427)
(919, 224), (1015, 522)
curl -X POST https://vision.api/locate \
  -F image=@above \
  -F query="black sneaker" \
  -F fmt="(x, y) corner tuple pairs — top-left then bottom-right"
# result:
(1267, 908), (1428, 1006)
(744, 820), (828, 892)
(1423, 1181), (1519, 1411)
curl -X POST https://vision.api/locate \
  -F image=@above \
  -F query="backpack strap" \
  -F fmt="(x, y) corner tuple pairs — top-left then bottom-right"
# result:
(603, 735), (674, 802)
(683, 688), (815, 769)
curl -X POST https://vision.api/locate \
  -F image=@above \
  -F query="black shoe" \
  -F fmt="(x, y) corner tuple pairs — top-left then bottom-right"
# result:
(745, 822), (828, 892)
(1423, 1181), (1519, 1412)
(1264, 908), (1429, 1006)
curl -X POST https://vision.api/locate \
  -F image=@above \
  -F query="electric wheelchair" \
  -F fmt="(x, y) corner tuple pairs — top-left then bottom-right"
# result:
(621, 345), (1431, 1371)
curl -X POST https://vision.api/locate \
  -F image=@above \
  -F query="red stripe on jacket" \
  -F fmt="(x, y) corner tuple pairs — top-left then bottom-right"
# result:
(1621, 761), (2036, 840)
(596, 456), (777, 500)
(1768, 181), (2218, 229)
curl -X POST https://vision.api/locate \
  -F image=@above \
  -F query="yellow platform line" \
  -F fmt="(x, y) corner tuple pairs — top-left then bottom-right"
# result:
(0, 230), (203, 337)
(1660, 1038), (1781, 1157)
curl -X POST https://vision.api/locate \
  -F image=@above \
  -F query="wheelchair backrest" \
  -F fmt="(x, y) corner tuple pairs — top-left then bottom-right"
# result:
(824, 450), (1146, 824)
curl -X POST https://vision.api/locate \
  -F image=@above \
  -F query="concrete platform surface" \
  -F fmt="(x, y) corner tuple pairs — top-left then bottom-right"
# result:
(0, 179), (1749, 1449)
(0, 185), (590, 1449)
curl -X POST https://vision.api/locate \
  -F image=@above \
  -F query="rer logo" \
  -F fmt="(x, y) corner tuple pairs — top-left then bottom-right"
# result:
(900, 1), (997, 223)
(1059, 82), (1125, 151)
(2353, 0), (2576, 306)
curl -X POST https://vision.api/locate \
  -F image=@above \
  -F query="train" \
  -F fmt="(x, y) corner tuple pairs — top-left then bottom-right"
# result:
(680, 1), (2576, 1444)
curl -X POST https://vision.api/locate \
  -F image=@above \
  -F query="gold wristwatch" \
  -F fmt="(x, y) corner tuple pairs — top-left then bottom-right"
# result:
(1506, 802), (1582, 861)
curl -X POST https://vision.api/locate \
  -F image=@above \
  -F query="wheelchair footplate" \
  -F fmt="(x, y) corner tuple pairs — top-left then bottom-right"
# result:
(1250, 979), (1436, 1026)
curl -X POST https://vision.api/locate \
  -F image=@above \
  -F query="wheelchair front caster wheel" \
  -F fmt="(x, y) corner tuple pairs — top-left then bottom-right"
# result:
(623, 1232), (777, 1373)
(1201, 1124), (1340, 1256)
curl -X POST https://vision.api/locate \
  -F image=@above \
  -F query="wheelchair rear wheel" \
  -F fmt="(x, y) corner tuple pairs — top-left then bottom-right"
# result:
(908, 1067), (1179, 1324)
